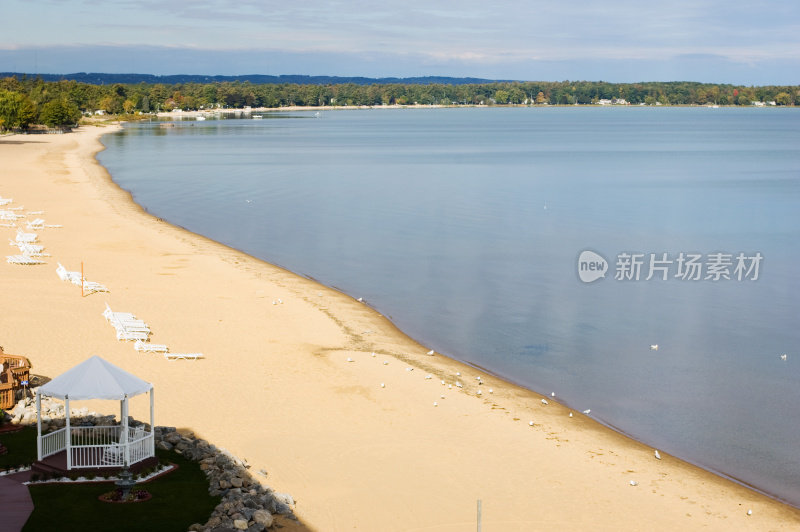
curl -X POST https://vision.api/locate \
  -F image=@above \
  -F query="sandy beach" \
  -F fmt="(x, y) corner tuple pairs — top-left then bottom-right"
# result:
(1, 125), (799, 531)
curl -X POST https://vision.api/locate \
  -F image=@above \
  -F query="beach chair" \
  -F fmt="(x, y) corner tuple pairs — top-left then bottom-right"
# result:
(26, 218), (45, 230)
(116, 330), (150, 341)
(164, 352), (204, 361)
(15, 229), (37, 243)
(6, 255), (45, 265)
(83, 281), (108, 294)
(134, 340), (168, 353)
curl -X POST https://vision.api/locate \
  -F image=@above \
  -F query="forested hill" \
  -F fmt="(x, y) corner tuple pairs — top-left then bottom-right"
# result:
(0, 72), (507, 86)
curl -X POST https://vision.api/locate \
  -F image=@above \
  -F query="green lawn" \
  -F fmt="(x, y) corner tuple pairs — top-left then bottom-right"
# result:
(22, 448), (220, 532)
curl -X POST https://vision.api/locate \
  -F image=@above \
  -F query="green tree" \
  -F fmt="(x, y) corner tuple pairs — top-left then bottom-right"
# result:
(38, 98), (81, 127)
(0, 90), (37, 130)
(775, 92), (792, 106)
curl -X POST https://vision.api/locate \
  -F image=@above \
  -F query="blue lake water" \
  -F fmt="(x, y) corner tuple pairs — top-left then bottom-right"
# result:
(98, 107), (800, 506)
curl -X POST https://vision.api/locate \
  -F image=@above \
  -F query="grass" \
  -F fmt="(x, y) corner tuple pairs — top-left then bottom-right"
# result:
(0, 425), (38, 469)
(23, 448), (220, 532)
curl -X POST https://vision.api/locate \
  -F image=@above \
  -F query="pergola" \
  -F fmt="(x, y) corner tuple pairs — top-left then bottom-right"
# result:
(36, 355), (155, 470)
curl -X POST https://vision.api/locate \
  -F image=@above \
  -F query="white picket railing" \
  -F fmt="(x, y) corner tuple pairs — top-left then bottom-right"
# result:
(51, 425), (155, 469)
(40, 427), (67, 458)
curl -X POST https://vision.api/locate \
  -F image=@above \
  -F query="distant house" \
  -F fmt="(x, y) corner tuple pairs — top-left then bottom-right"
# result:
(752, 101), (766, 107)
(94, 110), (106, 116)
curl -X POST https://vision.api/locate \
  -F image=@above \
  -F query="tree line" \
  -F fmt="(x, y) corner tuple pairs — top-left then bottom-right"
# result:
(1, 76), (798, 130)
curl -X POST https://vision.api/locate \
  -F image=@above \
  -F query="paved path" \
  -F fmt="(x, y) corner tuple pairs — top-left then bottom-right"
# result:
(0, 471), (33, 532)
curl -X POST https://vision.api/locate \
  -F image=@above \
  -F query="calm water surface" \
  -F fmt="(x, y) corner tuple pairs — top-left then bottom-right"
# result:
(99, 107), (800, 506)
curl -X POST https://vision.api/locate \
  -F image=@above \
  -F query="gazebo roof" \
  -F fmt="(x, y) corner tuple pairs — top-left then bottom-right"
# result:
(38, 355), (153, 400)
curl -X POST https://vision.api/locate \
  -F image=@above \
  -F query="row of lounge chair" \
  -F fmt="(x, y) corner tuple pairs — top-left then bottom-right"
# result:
(56, 263), (108, 294)
(105, 304), (204, 360)
(104, 303), (151, 341)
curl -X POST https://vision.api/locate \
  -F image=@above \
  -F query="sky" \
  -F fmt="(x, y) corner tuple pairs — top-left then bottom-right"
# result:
(1, 0), (798, 85)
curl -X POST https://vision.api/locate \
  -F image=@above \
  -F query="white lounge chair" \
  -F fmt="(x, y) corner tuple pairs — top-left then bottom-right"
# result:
(15, 229), (37, 243)
(0, 210), (24, 221)
(164, 352), (204, 361)
(6, 255), (45, 265)
(83, 281), (108, 294)
(117, 330), (150, 341)
(134, 340), (168, 353)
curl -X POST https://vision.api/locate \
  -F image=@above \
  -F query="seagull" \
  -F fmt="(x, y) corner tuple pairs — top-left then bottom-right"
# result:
(456, 381), (463, 388)
(541, 399), (548, 405)
(383, 361), (389, 365)
(569, 412), (573, 418)
(346, 357), (354, 362)
(456, 372), (461, 377)
(441, 380), (445, 385)
(380, 383), (385, 388)
(551, 392), (555, 397)
(654, 450), (662, 460)
(489, 388), (493, 394)
(476, 376), (482, 381)
(629, 480), (638, 486)
(650, 344), (659, 351)
(357, 297), (363, 302)
(448, 384), (452, 389)
(406, 367), (413, 372)
(425, 374), (432, 380)
(433, 402), (438, 407)
(582, 409), (591, 415)
(277, 299), (283, 304)
(371, 352), (376, 357)
(477, 390), (482, 396)
(746, 509), (752, 516)
(529, 421), (534, 426)
(780, 353), (787, 361)
(427, 349), (435, 355)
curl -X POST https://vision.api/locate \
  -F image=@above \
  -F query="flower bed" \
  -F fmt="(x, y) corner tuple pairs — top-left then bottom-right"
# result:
(98, 488), (152, 504)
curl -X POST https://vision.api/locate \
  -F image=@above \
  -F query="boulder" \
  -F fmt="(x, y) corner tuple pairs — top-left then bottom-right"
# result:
(233, 519), (248, 530)
(252, 510), (273, 528)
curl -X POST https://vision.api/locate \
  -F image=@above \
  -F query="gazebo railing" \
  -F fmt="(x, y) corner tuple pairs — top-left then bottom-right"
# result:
(40, 427), (68, 459)
(37, 425), (154, 469)
(67, 425), (154, 469)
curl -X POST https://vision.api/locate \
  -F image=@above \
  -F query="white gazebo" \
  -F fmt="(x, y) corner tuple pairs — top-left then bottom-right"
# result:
(36, 355), (155, 470)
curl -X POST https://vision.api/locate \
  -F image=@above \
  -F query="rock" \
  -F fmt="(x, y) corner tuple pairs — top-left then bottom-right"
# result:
(206, 516), (222, 528)
(189, 524), (204, 531)
(273, 492), (295, 507)
(157, 441), (173, 451)
(219, 479), (231, 490)
(231, 477), (243, 488)
(233, 519), (248, 530)
(253, 510), (273, 528)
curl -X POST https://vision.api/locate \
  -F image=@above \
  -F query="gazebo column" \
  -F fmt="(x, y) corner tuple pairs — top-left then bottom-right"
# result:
(65, 395), (71, 470)
(122, 394), (129, 466)
(149, 387), (155, 456)
(36, 392), (42, 461)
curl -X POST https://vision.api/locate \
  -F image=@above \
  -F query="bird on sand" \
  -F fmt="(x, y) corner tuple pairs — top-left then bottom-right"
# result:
(541, 399), (549, 405)
(654, 450), (662, 460)
(582, 409), (591, 414)
(427, 349), (435, 355)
